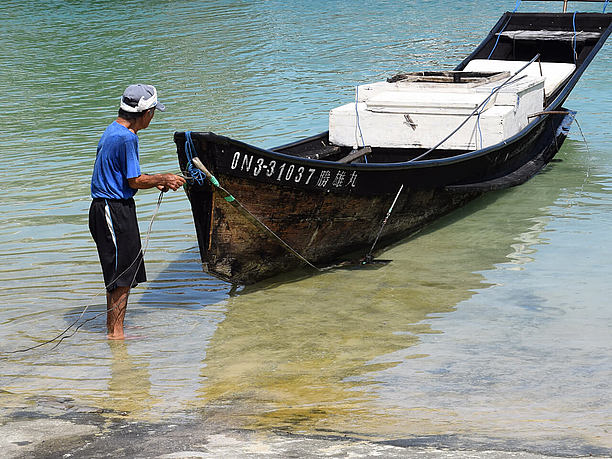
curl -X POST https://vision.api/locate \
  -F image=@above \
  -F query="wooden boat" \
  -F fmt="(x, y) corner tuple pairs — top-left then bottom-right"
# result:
(175, 10), (611, 285)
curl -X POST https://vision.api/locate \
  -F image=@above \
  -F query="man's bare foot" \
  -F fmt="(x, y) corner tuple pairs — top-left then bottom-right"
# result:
(106, 286), (129, 340)
(107, 333), (142, 340)
(107, 332), (125, 340)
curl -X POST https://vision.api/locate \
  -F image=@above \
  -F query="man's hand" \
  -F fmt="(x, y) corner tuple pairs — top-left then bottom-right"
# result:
(129, 173), (186, 191)
(157, 173), (186, 191)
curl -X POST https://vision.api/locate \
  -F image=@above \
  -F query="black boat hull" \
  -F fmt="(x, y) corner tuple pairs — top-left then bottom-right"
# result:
(175, 11), (610, 284)
(176, 111), (574, 284)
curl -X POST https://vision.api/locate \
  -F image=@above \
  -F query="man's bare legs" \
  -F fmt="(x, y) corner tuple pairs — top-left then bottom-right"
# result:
(107, 286), (130, 339)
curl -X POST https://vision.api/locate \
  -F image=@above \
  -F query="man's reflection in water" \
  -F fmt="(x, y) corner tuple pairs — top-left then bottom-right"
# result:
(107, 340), (152, 417)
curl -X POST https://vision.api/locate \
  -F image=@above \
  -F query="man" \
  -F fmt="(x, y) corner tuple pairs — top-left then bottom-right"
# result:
(89, 84), (185, 339)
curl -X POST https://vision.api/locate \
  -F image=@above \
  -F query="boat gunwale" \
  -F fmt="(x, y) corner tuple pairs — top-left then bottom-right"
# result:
(182, 113), (542, 172)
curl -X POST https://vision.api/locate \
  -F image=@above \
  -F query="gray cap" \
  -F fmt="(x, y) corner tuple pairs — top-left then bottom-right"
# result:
(120, 84), (166, 112)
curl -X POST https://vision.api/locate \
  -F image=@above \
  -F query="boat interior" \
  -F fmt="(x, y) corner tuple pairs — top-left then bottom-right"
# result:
(273, 12), (611, 165)
(459, 12), (611, 102)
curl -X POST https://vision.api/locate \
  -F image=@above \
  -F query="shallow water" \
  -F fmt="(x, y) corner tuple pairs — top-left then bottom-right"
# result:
(1, 0), (611, 455)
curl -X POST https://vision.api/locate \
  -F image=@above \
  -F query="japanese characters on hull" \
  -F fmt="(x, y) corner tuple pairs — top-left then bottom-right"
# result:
(228, 150), (359, 192)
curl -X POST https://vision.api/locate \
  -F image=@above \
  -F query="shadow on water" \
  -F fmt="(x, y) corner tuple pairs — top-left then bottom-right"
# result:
(42, 187), (516, 422)
(186, 141), (598, 447)
(231, 193), (512, 294)
(14, 250), (234, 419)
(60, 249), (230, 332)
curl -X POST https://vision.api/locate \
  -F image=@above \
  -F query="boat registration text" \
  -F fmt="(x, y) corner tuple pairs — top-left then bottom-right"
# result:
(229, 151), (358, 191)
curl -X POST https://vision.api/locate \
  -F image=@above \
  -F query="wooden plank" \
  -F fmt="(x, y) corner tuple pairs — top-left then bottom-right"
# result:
(303, 145), (340, 160)
(388, 71), (508, 85)
(498, 30), (602, 41)
(337, 147), (372, 164)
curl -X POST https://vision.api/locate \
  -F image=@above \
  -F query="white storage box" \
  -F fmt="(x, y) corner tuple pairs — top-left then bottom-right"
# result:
(329, 71), (545, 150)
(463, 60), (575, 97)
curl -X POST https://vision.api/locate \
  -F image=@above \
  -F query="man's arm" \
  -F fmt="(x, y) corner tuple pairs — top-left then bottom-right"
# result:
(128, 173), (186, 192)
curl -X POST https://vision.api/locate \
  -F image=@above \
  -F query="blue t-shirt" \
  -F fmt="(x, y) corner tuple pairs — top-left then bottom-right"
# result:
(91, 121), (141, 199)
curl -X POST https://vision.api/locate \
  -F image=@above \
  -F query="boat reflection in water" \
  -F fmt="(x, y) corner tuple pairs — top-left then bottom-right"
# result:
(194, 140), (593, 444)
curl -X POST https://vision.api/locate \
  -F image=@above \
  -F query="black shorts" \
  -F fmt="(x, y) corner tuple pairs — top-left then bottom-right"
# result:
(89, 198), (146, 292)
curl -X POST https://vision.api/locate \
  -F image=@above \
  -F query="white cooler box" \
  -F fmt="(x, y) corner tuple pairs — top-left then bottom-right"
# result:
(329, 70), (546, 150)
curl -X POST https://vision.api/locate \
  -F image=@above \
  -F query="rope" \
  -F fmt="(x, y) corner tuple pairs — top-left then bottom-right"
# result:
(572, 117), (592, 210)
(604, 0), (609, 13)
(476, 110), (484, 149)
(190, 157), (322, 272)
(354, 85), (366, 148)
(231, 198), (323, 271)
(184, 131), (206, 185)
(553, 115), (592, 228)
(364, 184), (404, 262)
(409, 54), (541, 162)
(487, 1), (521, 60)
(354, 86), (368, 163)
(574, 117), (591, 158)
(572, 11), (578, 64)
(3, 191), (165, 355)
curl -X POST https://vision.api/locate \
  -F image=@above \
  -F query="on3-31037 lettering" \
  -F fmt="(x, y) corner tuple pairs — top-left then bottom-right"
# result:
(230, 151), (357, 188)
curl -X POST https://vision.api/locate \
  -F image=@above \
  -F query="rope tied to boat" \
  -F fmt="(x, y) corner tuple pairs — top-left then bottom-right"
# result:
(364, 184), (404, 263)
(408, 54), (541, 163)
(572, 11), (578, 64)
(487, 0), (522, 60)
(184, 131), (207, 185)
(190, 157), (322, 271)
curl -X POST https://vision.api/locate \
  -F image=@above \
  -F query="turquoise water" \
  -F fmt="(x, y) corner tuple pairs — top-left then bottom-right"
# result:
(1, 0), (610, 455)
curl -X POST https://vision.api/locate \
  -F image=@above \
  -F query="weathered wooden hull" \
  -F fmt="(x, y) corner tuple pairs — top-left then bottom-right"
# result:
(189, 177), (477, 283)
(176, 111), (572, 284)
(175, 11), (611, 284)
